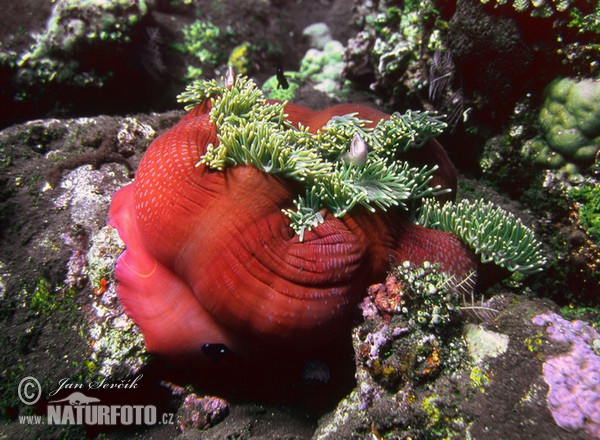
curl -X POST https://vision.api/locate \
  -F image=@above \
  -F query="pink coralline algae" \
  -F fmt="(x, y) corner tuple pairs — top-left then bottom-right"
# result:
(176, 394), (230, 432)
(532, 313), (600, 438)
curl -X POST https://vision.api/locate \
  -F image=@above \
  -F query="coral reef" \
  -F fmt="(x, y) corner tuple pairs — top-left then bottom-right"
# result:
(342, 0), (596, 166)
(179, 20), (233, 81)
(480, 0), (583, 17)
(52, 164), (129, 234)
(262, 23), (346, 100)
(86, 226), (148, 379)
(298, 23), (346, 96)
(0, 0), (320, 127)
(443, 0), (540, 125)
(571, 182), (600, 244)
(0, 0), (157, 123)
(390, 261), (466, 330)
(478, 77), (599, 304)
(261, 71), (301, 101)
(344, 0), (442, 108)
(532, 312), (600, 438)
(463, 323), (509, 363)
(315, 275), (596, 439)
(299, 39), (345, 96)
(0, 110), (179, 436)
(3, 1), (600, 438)
(228, 42), (251, 75)
(477, 0), (600, 71)
(302, 22), (333, 51)
(20, 0), (149, 85)
(106, 77), (546, 399)
(315, 264), (469, 439)
(110, 73), (486, 399)
(36, 0), (147, 48)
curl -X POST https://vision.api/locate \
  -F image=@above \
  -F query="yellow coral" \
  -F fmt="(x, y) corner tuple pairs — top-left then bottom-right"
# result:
(228, 43), (250, 74)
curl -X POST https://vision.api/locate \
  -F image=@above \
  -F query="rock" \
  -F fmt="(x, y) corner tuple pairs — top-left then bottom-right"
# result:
(176, 394), (230, 432)
(314, 268), (596, 440)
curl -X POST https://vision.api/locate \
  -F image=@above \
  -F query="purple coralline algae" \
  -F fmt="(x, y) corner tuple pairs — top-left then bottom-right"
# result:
(532, 312), (600, 438)
(176, 393), (230, 432)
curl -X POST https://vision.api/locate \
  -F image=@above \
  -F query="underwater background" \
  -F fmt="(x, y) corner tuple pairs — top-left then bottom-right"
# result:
(0, 0), (599, 438)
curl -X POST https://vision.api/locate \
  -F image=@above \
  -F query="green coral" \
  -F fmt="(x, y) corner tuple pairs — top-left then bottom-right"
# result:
(182, 21), (221, 64)
(416, 198), (547, 274)
(539, 77), (600, 163)
(33, 0), (148, 53)
(571, 183), (600, 243)
(345, 0), (445, 108)
(262, 71), (301, 101)
(179, 74), (446, 240)
(372, 0), (443, 76)
(522, 137), (568, 170)
(479, 1), (600, 74)
(180, 20), (231, 80)
(299, 40), (346, 96)
(480, 0), (573, 17)
(523, 77), (600, 177)
(262, 23), (347, 100)
(394, 261), (467, 329)
(567, 2), (600, 34)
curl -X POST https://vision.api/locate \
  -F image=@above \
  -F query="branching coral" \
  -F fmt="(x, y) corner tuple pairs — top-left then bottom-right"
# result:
(416, 198), (547, 274)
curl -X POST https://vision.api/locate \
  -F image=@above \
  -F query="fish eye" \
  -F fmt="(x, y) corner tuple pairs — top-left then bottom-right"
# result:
(201, 343), (232, 359)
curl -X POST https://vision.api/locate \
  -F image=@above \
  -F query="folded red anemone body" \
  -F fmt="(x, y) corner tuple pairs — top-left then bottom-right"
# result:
(108, 101), (476, 400)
